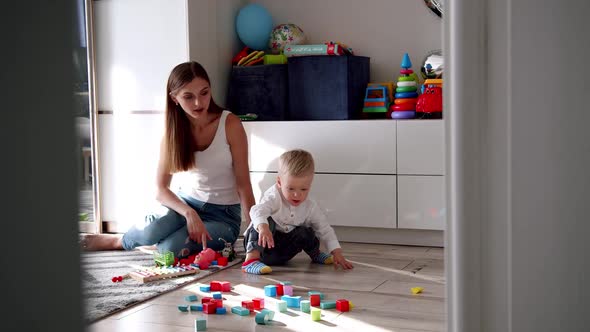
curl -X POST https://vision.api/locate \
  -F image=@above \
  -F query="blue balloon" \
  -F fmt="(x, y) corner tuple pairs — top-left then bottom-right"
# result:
(236, 4), (273, 50)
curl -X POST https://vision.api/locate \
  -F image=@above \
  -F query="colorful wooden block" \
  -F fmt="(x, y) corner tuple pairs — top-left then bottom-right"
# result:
(252, 298), (264, 310)
(264, 285), (277, 297)
(209, 281), (221, 291)
(283, 285), (293, 296)
(241, 300), (254, 310)
(195, 318), (207, 331)
(212, 292), (222, 299)
(320, 301), (336, 309)
(336, 299), (350, 312)
(216, 307), (227, 314)
(231, 306), (250, 316)
(219, 281), (231, 292)
(217, 256), (228, 266)
(199, 286), (210, 292)
(280, 281), (292, 285)
(411, 287), (424, 295)
(190, 304), (203, 311)
(300, 300), (311, 313)
(255, 311), (270, 325)
(203, 302), (217, 314)
(260, 309), (275, 320)
(276, 300), (287, 312)
(311, 307), (321, 321)
(281, 295), (301, 308)
(309, 294), (321, 306)
(201, 297), (213, 304)
(211, 260), (218, 265)
(178, 305), (189, 312)
(185, 294), (198, 302)
(212, 299), (223, 308)
(308, 291), (324, 300)
(275, 284), (284, 296)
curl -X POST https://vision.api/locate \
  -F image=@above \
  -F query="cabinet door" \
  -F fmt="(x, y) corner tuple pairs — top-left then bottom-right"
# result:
(250, 173), (397, 229)
(397, 175), (445, 230)
(243, 121), (396, 174)
(397, 120), (444, 175)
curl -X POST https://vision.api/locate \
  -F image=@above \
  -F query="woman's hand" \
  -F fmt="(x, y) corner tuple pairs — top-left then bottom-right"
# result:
(184, 209), (212, 247)
(257, 223), (275, 249)
(331, 248), (354, 270)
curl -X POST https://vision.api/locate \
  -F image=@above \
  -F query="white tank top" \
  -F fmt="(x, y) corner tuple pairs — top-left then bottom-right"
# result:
(180, 111), (240, 204)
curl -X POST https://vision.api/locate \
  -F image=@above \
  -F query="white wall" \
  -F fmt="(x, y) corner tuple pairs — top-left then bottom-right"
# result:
(94, 0), (189, 228)
(447, 0), (590, 331)
(250, 0), (442, 82)
(187, 0), (246, 106)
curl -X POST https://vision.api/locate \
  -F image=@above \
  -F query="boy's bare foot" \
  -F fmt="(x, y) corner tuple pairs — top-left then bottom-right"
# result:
(80, 233), (124, 251)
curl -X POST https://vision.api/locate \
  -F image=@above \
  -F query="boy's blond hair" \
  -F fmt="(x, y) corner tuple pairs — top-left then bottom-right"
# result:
(278, 149), (315, 177)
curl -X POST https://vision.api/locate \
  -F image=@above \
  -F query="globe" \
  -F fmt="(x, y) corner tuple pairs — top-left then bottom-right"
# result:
(268, 24), (306, 54)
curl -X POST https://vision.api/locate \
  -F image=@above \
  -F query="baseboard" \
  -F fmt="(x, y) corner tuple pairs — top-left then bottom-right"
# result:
(333, 226), (444, 247)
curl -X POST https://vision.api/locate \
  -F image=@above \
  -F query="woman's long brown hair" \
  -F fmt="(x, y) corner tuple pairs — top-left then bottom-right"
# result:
(164, 61), (223, 173)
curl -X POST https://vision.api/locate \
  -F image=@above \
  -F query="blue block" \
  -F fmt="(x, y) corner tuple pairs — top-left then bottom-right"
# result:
(231, 306), (250, 316)
(212, 292), (222, 299)
(195, 318), (207, 331)
(281, 295), (301, 308)
(264, 285), (277, 297)
(260, 308), (275, 320)
(178, 305), (189, 312)
(216, 307), (227, 314)
(320, 301), (336, 309)
(190, 305), (203, 312)
(185, 294), (198, 302)
(199, 286), (210, 292)
(211, 260), (218, 265)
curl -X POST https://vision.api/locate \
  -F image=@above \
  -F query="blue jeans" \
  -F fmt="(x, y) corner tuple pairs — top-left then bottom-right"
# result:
(121, 194), (241, 258)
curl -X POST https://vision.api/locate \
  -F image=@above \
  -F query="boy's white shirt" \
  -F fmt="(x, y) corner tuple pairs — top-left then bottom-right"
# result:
(248, 184), (341, 253)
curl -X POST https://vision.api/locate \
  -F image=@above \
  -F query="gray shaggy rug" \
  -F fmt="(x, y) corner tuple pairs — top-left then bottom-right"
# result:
(81, 249), (242, 323)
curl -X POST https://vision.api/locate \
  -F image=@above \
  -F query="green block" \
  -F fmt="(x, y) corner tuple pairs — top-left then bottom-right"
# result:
(195, 318), (207, 331)
(308, 291), (325, 300)
(300, 300), (311, 313)
(276, 300), (287, 312)
(260, 309), (275, 320)
(185, 294), (198, 302)
(311, 308), (321, 321)
(320, 301), (336, 309)
(255, 312), (270, 325)
(178, 305), (189, 312)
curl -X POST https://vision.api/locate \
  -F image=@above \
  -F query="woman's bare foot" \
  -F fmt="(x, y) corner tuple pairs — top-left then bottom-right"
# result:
(80, 233), (124, 251)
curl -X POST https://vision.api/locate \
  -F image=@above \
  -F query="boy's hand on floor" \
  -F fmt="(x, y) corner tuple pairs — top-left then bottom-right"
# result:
(257, 224), (275, 248)
(332, 249), (354, 270)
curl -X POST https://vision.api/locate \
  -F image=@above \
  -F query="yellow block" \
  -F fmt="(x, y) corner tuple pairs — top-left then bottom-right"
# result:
(411, 287), (424, 295)
(311, 308), (321, 321)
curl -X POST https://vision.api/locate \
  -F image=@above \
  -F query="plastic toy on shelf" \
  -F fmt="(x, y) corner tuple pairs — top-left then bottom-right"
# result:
(362, 85), (389, 118)
(390, 53), (419, 119)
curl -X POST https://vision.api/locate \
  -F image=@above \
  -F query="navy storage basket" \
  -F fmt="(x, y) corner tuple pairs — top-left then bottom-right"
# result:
(287, 55), (370, 120)
(227, 64), (288, 121)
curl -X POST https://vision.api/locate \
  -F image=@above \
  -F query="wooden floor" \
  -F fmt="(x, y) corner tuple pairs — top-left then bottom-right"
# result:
(87, 242), (445, 332)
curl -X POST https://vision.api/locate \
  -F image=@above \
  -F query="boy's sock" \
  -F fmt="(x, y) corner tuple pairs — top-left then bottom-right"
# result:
(309, 251), (333, 265)
(241, 258), (272, 275)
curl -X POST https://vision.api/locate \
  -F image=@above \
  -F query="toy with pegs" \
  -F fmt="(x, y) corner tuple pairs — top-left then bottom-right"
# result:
(390, 53), (419, 119)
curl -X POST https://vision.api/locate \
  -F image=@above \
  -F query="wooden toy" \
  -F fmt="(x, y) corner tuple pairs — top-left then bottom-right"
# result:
(231, 306), (250, 316)
(128, 264), (199, 283)
(336, 299), (350, 312)
(279, 281), (292, 285)
(260, 309), (275, 320)
(311, 307), (321, 321)
(199, 286), (210, 292)
(252, 298), (264, 310)
(195, 318), (207, 331)
(185, 295), (198, 302)
(217, 256), (228, 266)
(216, 307), (227, 314)
(300, 300), (311, 313)
(212, 292), (222, 299)
(201, 297), (213, 304)
(190, 304), (203, 311)
(264, 285), (277, 297)
(275, 284), (284, 296)
(219, 281), (231, 292)
(241, 300), (255, 310)
(203, 302), (216, 314)
(212, 299), (223, 308)
(255, 311), (270, 324)
(308, 291), (324, 300)
(209, 281), (221, 291)
(283, 285), (293, 296)
(309, 294), (320, 306)
(276, 300), (287, 312)
(281, 295), (301, 308)
(411, 287), (424, 294)
(178, 305), (189, 312)
(320, 301), (336, 309)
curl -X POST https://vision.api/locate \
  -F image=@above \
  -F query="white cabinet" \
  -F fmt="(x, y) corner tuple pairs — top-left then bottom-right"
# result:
(243, 119), (444, 234)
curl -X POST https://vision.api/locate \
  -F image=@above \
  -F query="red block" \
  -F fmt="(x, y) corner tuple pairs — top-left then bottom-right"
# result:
(220, 281), (231, 292)
(210, 281), (221, 291)
(201, 297), (213, 304)
(217, 256), (228, 266)
(215, 252), (222, 258)
(203, 302), (217, 314)
(336, 299), (350, 312)
(212, 299), (223, 308)
(241, 300), (254, 310)
(275, 284), (284, 296)
(252, 298), (264, 310)
(310, 294), (321, 307)
(199, 261), (210, 270)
